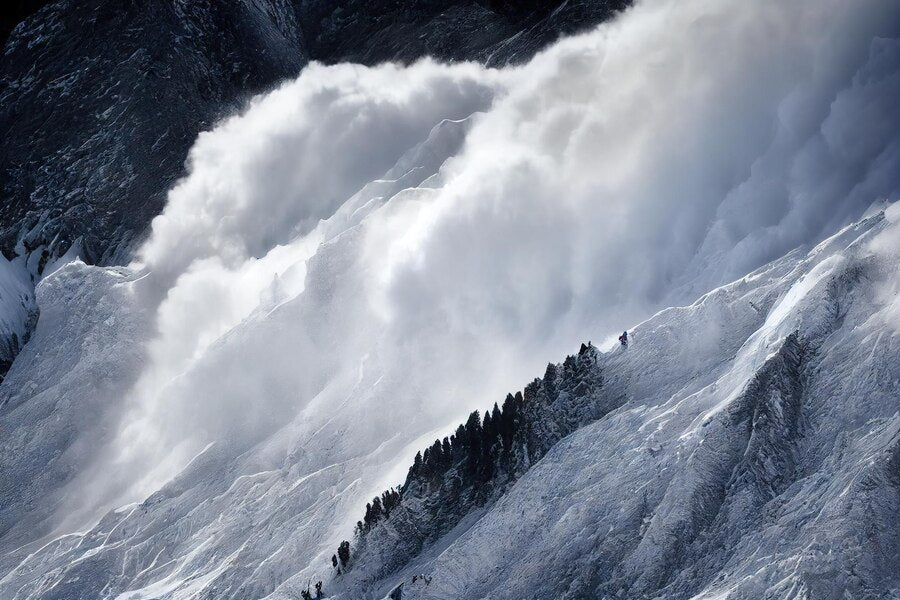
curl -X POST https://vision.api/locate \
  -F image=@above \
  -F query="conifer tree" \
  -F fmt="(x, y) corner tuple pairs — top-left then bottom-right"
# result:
(543, 363), (557, 395)
(430, 439), (443, 470)
(337, 540), (350, 567)
(442, 436), (451, 459)
(465, 411), (482, 474)
(455, 423), (468, 448)
(421, 448), (431, 476)
(371, 496), (383, 521)
(465, 410), (481, 437)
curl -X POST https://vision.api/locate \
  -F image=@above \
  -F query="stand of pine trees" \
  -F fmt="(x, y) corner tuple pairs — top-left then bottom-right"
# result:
(334, 342), (623, 581)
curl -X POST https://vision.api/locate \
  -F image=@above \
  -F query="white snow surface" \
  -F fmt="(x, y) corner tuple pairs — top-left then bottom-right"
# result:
(354, 212), (900, 600)
(0, 0), (899, 598)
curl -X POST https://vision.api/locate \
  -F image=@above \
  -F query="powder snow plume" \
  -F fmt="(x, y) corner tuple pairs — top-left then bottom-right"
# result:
(0, 0), (898, 597)
(110, 0), (900, 507)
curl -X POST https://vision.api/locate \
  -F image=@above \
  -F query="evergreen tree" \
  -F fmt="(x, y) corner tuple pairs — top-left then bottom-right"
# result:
(380, 488), (401, 517)
(455, 423), (468, 448)
(465, 411), (482, 475)
(482, 410), (494, 445)
(442, 436), (451, 459)
(430, 439), (443, 471)
(371, 496), (383, 521)
(501, 394), (517, 446)
(543, 363), (557, 395)
(465, 410), (481, 437)
(451, 431), (464, 462)
(479, 409), (496, 482)
(337, 540), (350, 567)
(421, 447), (431, 476)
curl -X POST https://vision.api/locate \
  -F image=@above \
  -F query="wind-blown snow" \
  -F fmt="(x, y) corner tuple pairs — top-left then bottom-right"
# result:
(374, 211), (900, 600)
(0, 0), (898, 597)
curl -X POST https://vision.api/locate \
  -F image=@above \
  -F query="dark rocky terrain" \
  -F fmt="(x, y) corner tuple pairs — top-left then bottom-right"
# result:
(0, 1), (54, 49)
(0, 0), (308, 265)
(0, 0), (628, 267)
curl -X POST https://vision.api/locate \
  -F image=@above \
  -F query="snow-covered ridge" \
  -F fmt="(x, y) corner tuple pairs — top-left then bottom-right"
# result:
(350, 209), (900, 600)
(333, 340), (612, 589)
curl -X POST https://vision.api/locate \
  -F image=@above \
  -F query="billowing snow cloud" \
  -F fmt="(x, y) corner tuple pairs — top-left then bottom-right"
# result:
(42, 0), (900, 546)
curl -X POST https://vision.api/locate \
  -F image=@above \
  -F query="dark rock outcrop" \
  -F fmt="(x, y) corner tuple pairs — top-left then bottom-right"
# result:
(0, 0), (308, 265)
(0, 0), (629, 267)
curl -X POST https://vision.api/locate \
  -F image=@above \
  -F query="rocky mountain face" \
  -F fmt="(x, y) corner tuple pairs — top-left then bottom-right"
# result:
(0, 0), (307, 266)
(0, 2), (54, 49)
(0, 0), (627, 268)
(296, 0), (628, 67)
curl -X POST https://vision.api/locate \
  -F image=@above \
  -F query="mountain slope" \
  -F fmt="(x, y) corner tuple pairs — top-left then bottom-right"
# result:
(0, 0), (897, 597)
(0, 0), (629, 382)
(335, 209), (900, 600)
(0, 0), (628, 267)
(0, 155), (896, 600)
(6, 203), (886, 600)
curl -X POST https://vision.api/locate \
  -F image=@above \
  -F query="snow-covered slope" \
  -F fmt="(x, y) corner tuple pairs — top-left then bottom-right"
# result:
(1, 202), (896, 600)
(0, 0), (898, 598)
(343, 208), (900, 600)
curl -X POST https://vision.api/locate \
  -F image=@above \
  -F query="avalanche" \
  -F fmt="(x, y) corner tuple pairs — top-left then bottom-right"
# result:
(342, 207), (900, 599)
(0, 0), (898, 598)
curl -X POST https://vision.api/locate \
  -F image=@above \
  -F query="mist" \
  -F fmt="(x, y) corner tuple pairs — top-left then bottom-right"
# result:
(50, 0), (900, 548)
